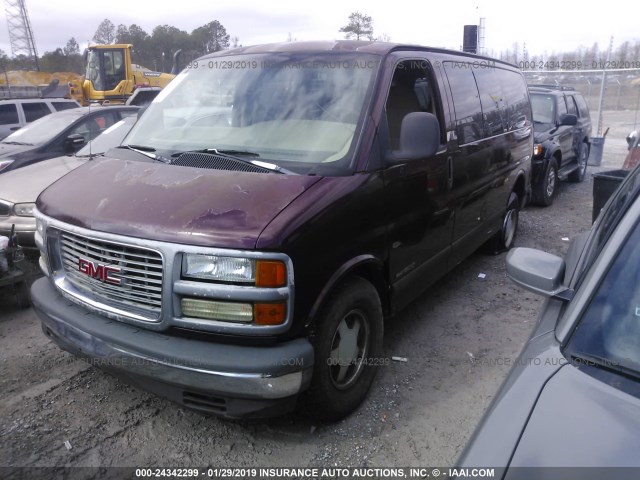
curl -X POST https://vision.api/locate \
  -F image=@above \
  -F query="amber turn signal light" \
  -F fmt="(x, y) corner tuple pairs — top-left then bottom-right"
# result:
(254, 303), (287, 325)
(255, 260), (287, 287)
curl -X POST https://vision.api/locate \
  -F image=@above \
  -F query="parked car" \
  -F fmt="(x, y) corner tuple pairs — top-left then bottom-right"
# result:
(459, 163), (640, 469)
(0, 105), (139, 174)
(31, 41), (533, 420)
(623, 130), (640, 170)
(0, 115), (137, 253)
(529, 85), (592, 206)
(0, 98), (80, 140)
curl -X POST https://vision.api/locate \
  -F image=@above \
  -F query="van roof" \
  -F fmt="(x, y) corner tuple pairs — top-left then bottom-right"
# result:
(202, 40), (517, 68)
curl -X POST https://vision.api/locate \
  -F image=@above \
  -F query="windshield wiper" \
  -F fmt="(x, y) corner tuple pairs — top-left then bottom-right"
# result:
(171, 148), (260, 158)
(172, 148), (293, 174)
(118, 144), (171, 164)
(1, 141), (32, 146)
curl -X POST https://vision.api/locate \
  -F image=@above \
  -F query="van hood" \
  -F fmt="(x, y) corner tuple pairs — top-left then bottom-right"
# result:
(0, 155), (84, 203)
(36, 157), (323, 249)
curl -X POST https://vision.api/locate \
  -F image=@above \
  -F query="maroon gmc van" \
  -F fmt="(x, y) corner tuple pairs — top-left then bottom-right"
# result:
(31, 41), (532, 420)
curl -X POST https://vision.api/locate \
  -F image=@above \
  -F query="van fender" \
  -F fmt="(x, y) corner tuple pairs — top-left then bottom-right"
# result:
(306, 255), (387, 328)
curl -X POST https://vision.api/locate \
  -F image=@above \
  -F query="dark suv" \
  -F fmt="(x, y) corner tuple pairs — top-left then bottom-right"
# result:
(529, 85), (592, 206)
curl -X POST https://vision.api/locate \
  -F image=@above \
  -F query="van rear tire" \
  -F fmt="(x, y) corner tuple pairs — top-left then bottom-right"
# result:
(484, 191), (519, 254)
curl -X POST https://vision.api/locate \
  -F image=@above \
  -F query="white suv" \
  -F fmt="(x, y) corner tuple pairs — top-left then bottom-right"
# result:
(0, 98), (81, 139)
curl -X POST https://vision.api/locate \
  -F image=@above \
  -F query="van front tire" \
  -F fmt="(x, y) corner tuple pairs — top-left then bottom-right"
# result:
(304, 277), (383, 422)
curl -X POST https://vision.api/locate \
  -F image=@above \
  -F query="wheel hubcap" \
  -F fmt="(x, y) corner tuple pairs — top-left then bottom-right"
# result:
(546, 168), (556, 197)
(328, 309), (370, 390)
(579, 148), (587, 173)
(503, 207), (517, 247)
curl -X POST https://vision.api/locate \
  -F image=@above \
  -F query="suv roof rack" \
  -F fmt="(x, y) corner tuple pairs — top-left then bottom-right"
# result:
(528, 84), (576, 92)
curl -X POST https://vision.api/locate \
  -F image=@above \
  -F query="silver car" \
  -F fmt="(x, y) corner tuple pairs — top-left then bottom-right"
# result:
(0, 116), (137, 252)
(459, 164), (640, 472)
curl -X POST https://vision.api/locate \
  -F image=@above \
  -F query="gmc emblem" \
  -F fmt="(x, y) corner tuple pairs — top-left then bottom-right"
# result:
(78, 258), (121, 285)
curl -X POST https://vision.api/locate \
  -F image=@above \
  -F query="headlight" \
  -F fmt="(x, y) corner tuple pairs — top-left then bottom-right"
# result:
(13, 202), (36, 217)
(183, 254), (255, 283)
(533, 144), (544, 157)
(0, 159), (14, 172)
(182, 254), (287, 287)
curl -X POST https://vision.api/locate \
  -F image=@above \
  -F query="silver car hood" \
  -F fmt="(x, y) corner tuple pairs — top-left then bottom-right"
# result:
(0, 142), (34, 157)
(508, 365), (640, 468)
(0, 155), (85, 204)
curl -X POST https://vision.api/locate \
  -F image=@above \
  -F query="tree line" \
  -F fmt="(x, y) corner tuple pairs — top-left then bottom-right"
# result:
(0, 17), (235, 74)
(495, 40), (640, 71)
(0, 13), (368, 74)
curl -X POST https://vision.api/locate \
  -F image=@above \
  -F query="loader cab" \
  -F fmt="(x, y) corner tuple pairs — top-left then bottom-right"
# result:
(85, 47), (127, 92)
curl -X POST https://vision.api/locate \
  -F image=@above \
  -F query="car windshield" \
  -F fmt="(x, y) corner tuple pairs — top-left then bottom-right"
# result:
(530, 93), (556, 125)
(2, 111), (81, 146)
(124, 52), (379, 173)
(76, 116), (136, 157)
(565, 216), (640, 378)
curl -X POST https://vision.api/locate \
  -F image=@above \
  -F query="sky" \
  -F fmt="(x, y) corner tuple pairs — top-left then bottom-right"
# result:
(0, 0), (638, 62)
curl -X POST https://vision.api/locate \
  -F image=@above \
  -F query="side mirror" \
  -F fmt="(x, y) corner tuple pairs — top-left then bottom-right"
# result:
(559, 113), (577, 126)
(506, 247), (573, 301)
(626, 130), (638, 150)
(64, 133), (85, 153)
(387, 112), (440, 164)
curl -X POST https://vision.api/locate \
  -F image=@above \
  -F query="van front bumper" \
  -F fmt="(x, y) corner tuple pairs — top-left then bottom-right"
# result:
(31, 278), (314, 418)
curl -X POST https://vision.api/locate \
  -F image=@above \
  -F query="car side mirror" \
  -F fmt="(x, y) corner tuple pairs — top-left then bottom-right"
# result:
(559, 113), (577, 126)
(64, 133), (85, 153)
(506, 247), (573, 301)
(387, 112), (440, 165)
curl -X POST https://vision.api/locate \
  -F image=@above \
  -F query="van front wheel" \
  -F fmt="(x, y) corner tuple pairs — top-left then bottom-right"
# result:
(304, 277), (383, 421)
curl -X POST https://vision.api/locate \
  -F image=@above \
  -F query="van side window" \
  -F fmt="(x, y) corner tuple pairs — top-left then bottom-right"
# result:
(442, 62), (483, 145)
(496, 69), (532, 130)
(385, 60), (439, 149)
(473, 68), (507, 137)
(0, 104), (19, 125)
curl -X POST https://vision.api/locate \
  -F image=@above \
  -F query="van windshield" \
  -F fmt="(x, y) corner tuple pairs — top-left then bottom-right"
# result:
(124, 52), (379, 174)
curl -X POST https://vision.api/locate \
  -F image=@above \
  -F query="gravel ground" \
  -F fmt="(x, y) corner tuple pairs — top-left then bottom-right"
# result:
(0, 109), (633, 471)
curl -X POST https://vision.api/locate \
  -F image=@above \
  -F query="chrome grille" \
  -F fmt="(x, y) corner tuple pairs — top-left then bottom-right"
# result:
(59, 231), (163, 318)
